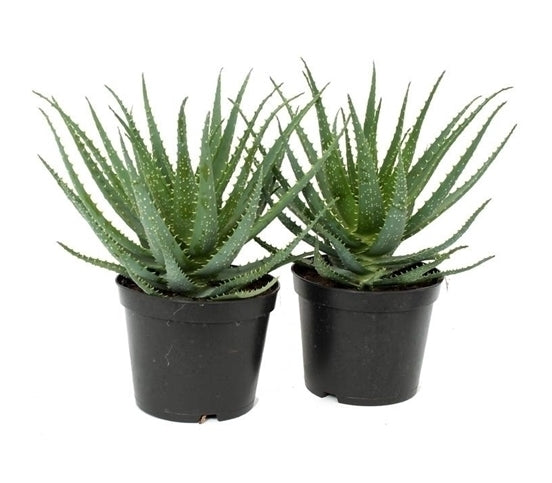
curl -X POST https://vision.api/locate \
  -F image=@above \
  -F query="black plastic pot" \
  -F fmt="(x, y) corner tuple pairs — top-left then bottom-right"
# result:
(117, 275), (278, 422)
(292, 264), (442, 406)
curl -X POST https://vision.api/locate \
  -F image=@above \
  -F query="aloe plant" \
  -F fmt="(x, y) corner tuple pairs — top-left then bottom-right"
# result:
(275, 63), (515, 288)
(37, 74), (334, 299)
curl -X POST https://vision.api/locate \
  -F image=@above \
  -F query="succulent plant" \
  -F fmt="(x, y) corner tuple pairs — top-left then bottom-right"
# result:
(274, 63), (516, 288)
(37, 74), (336, 299)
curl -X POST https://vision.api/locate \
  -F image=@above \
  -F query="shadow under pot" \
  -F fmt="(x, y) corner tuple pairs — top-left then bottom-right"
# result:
(117, 275), (278, 422)
(292, 263), (442, 406)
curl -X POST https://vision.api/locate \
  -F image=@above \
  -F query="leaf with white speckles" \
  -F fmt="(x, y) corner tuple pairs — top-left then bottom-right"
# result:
(188, 113), (219, 257)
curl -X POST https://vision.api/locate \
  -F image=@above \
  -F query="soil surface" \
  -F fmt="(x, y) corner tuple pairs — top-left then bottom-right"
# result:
(118, 274), (277, 299)
(293, 262), (443, 292)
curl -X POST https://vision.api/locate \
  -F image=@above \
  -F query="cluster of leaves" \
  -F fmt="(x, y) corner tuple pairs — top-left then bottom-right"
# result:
(276, 63), (515, 288)
(37, 74), (335, 298)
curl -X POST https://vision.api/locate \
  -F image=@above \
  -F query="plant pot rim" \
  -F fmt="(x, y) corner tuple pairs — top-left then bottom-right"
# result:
(116, 274), (279, 323)
(292, 262), (442, 313)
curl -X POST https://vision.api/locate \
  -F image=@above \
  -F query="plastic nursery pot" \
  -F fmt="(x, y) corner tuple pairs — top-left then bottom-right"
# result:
(117, 275), (278, 422)
(292, 263), (442, 406)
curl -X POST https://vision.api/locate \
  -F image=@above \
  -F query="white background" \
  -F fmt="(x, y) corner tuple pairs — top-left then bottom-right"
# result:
(1, 0), (550, 481)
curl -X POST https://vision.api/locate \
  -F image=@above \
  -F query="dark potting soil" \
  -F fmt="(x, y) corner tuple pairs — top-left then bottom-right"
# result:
(294, 262), (442, 292)
(118, 273), (277, 300)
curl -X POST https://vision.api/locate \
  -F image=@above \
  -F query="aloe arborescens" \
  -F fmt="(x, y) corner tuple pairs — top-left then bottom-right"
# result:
(277, 64), (515, 288)
(37, 74), (332, 299)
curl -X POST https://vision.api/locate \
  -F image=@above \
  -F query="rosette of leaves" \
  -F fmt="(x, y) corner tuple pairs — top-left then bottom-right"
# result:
(274, 63), (516, 289)
(37, 74), (336, 298)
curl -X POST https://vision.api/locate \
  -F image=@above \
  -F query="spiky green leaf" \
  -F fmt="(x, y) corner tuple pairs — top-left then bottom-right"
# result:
(406, 126), (516, 237)
(349, 96), (383, 235)
(362, 63), (379, 162)
(194, 174), (263, 276)
(302, 61), (357, 227)
(401, 72), (445, 171)
(189, 113), (219, 256)
(58, 242), (127, 275)
(366, 155), (408, 255)
(211, 72), (251, 179)
(173, 98), (197, 243)
(141, 76), (174, 184)
(213, 277), (279, 300)
(210, 71), (223, 149)
(380, 84), (410, 182)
